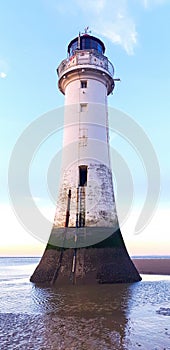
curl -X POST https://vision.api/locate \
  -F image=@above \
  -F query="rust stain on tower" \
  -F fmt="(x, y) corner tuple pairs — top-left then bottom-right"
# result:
(30, 30), (141, 285)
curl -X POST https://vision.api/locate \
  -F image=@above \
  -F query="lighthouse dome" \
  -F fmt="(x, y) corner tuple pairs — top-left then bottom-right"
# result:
(68, 34), (105, 57)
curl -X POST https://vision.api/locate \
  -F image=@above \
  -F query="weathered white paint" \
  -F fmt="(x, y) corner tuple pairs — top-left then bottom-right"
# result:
(54, 43), (118, 236)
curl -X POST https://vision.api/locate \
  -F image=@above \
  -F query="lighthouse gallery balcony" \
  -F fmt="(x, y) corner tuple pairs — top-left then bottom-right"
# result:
(57, 49), (114, 80)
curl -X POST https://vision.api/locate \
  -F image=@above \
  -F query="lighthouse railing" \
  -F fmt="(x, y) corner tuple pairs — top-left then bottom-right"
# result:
(57, 50), (114, 78)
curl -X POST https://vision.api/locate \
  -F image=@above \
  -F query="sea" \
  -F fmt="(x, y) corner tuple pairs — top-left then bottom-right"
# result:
(0, 257), (170, 350)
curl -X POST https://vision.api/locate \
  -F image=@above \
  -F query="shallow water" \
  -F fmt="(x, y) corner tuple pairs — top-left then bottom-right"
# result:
(0, 257), (170, 350)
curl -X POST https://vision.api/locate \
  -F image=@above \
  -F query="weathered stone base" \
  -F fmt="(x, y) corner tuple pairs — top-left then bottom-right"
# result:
(30, 229), (141, 284)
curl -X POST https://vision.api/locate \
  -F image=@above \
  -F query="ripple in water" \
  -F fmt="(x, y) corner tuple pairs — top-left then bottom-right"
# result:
(156, 307), (170, 316)
(0, 258), (170, 349)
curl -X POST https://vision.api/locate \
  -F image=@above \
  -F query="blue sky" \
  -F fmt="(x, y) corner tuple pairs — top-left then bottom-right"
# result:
(0, 0), (170, 256)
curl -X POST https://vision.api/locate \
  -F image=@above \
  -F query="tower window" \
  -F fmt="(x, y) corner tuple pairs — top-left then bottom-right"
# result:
(80, 103), (87, 112)
(81, 80), (87, 88)
(79, 165), (88, 187)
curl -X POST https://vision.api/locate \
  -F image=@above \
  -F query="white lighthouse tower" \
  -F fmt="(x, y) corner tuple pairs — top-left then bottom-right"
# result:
(30, 30), (141, 284)
(51, 30), (118, 248)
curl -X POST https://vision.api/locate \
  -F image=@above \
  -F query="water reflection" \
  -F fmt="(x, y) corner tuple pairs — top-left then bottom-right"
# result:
(1, 258), (170, 349)
(31, 283), (134, 349)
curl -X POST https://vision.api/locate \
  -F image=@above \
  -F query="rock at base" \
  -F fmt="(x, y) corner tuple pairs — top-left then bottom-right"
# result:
(30, 229), (141, 285)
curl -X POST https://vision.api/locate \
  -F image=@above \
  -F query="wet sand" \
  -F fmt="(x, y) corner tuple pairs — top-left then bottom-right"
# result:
(133, 258), (170, 275)
(1, 257), (170, 349)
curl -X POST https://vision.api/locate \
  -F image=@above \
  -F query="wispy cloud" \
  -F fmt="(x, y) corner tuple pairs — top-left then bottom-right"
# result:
(75, 0), (106, 15)
(76, 0), (137, 55)
(141, 0), (168, 8)
(51, 0), (168, 55)
(94, 14), (137, 55)
(0, 72), (7, 79)
(0, 59), (8, 78)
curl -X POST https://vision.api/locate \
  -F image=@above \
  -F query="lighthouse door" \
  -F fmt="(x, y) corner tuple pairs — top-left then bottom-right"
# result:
(79, 165), (87, 187)
(78, 165), (87, 227)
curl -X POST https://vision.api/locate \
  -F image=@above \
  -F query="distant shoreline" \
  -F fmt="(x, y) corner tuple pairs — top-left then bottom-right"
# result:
(0, 255), (170, 259)
(132, 258), (170, 275)
(0, 256), (170, 276)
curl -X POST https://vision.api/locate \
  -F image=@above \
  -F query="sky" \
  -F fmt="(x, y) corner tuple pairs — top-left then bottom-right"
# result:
(0, 0), (170, 256)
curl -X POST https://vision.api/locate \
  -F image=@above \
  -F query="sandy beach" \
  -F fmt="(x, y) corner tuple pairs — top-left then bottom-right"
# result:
(133, 258), (170, 275)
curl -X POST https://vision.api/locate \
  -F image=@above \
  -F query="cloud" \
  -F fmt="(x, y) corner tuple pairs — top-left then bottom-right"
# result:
(0, 72), (7, 79)
(52, 0), (168, 55)
(75, 0), (106, 14)
(93, 14), (137, 55)
(75, 0), (137, 55)
(0, 59), (8, 78)
(141, 0), (168, 8)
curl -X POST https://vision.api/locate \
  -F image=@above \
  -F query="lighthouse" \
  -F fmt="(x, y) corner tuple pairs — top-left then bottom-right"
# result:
(30, 30), (141, 284)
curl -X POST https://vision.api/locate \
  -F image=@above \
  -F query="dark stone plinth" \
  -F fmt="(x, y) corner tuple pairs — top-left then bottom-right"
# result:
(30, 229), (141, 284)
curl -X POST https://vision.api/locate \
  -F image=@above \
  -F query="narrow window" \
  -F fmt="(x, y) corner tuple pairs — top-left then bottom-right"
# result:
(79, 165), (88, 187)
(79, 128), (88, 147)
(81, 80), (87, 88)
(80, 103), (87, 112)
